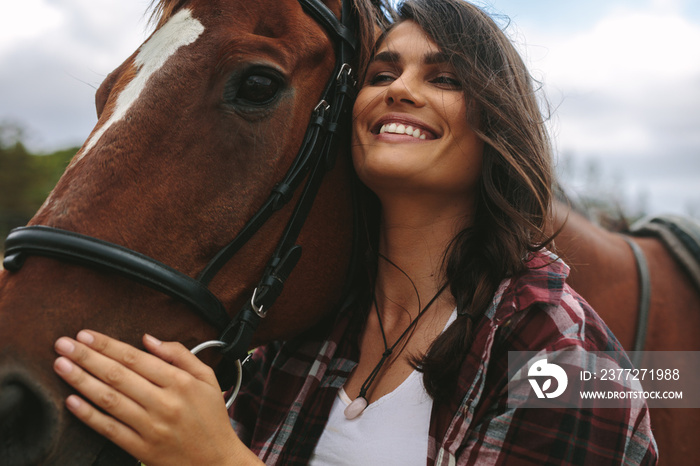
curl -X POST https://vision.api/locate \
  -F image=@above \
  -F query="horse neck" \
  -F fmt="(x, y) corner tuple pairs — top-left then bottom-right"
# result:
(550, 200), (628, 263)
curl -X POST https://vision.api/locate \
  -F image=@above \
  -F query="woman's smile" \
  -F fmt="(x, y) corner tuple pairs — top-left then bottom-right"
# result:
(372, 113), (438, 140)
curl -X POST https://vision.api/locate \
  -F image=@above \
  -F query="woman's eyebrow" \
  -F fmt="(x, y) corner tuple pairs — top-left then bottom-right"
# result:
(370, 50), (451, 66)
(424, 52), (451, 66)
(372, 50), (400, 64)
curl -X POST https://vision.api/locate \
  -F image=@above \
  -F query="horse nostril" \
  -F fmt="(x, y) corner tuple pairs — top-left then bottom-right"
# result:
(0, 382), (24, 417)
(0, 376), (58, 466)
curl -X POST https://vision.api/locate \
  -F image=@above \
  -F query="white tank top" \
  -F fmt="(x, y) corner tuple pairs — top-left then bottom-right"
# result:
(309, 310), (457, 466)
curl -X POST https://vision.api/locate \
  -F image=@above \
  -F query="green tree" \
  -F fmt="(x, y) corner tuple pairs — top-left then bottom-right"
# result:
(0, 124), (77, 243)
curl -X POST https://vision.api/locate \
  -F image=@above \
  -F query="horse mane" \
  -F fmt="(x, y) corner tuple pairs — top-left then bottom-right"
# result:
(148, 0), (188, 29)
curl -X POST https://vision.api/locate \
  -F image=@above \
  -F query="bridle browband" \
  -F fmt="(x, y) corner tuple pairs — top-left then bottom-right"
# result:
(3, 0), (358, 379)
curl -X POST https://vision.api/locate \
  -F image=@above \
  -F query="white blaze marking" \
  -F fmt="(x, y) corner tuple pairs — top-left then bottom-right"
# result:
(77, 9), (205, 160)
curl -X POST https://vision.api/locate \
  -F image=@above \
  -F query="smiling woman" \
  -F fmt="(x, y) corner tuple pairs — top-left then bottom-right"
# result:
(352, 21), (484, 201)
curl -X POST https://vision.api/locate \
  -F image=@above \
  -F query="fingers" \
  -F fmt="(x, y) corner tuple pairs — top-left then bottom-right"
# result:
(54, 334), (165, 407)
(53, 354), (150, 433)
(71, 331), (177, 387)
(141, 333), (219, 385)
(63, 394), (147, 456)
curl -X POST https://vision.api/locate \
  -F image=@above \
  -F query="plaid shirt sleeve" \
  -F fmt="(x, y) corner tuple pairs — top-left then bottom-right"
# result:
(431, 251), (658, 466)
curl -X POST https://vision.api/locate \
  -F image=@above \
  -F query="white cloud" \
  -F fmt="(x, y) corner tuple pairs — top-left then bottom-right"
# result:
(0, 0), (64, 57)
(0, 1), (152, 149)
(513, 3), (700, 215)
(539, 11), (700, 92)
(520, 6), (700, 159)
(650, 0), (685, 12)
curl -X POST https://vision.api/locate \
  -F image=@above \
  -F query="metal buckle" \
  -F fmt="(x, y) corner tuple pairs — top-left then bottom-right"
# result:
(336, 63), (355, 86)
(190, 340), (243, 409)
(250, 287), (267, 318)
(314, 99), (331, 113)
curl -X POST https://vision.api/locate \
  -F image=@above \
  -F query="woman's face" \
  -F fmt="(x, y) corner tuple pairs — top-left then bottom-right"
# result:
(352, 20), (483, 204)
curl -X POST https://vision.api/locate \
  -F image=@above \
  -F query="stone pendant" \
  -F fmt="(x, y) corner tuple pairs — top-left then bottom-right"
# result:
(344, 396), (368, 419)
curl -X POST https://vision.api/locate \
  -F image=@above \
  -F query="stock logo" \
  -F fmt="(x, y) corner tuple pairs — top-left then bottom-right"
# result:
(528, 358), (568, 399)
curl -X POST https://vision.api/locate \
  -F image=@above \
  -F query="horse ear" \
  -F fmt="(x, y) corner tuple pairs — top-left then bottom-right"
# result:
(95, 71), (115, 119)
(95, 59), (133, 119)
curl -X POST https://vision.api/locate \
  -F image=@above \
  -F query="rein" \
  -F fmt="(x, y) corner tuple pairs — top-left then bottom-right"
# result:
(3, 0), (358, 387)
(620, 236), (651, 368)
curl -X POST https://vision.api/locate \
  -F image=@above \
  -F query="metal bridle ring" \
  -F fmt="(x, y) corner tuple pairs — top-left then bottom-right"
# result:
(190, 340), (242, 409)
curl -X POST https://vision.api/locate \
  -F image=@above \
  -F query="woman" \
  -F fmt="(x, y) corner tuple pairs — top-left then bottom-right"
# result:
(53, 1), (657, 464)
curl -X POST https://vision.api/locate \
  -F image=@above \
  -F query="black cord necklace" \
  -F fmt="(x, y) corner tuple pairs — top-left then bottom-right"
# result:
(344, 282), (449, 420)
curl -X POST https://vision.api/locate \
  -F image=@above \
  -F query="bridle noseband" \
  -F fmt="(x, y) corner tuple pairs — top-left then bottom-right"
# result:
(3, 0), (358, 390)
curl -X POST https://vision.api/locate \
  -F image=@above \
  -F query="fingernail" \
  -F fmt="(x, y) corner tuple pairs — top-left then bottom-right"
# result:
(145, 334), (162, 346)
(55, 338), (75, 354)
(55, 357), (74, 374)
(76, 331), (94, 345)
(66, 395), (82, 410)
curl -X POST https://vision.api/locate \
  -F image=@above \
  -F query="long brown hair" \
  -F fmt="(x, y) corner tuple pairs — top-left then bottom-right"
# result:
(357, 0), (555, 401)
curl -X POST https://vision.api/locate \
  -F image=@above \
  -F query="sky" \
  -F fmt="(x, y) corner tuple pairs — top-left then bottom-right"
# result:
(1, 0), (699, 217)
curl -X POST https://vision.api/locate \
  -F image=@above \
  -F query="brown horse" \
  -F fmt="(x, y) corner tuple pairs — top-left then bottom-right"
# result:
(0, 0), (383, 464)
(551, 201), (700, 466)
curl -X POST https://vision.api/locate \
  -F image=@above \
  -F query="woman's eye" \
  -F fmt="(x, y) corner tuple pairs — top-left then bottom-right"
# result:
(368, 73), (395, 86)
(432, 75), (461, 89)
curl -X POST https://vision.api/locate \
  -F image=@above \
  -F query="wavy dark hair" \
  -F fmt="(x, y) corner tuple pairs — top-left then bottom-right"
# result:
(354, 0), (556, 402)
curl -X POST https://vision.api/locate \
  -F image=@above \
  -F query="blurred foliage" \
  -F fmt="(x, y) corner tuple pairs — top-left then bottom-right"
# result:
(0, 124), (77, 244)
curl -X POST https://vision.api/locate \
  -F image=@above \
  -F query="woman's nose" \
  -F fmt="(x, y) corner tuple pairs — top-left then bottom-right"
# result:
(384, 75), (425, 107)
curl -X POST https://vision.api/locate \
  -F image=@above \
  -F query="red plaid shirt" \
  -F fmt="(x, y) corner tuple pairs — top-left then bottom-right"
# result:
(229, 250), (658, 465)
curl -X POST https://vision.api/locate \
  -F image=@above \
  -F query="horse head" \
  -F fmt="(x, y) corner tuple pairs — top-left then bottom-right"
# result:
(0, 0), (383, 463)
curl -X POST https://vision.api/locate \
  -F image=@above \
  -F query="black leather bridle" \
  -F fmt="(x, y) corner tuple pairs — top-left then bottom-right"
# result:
(3, 0), (358, 378)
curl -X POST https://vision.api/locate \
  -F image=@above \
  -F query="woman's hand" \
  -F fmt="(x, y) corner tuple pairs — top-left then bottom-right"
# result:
(53, 330), (262, 466)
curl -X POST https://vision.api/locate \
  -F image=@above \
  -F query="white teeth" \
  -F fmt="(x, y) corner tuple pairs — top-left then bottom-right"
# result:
(378, 122), (427, 140)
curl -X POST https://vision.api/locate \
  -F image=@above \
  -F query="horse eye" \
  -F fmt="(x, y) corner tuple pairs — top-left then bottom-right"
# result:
(230, 72), (282, 106)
